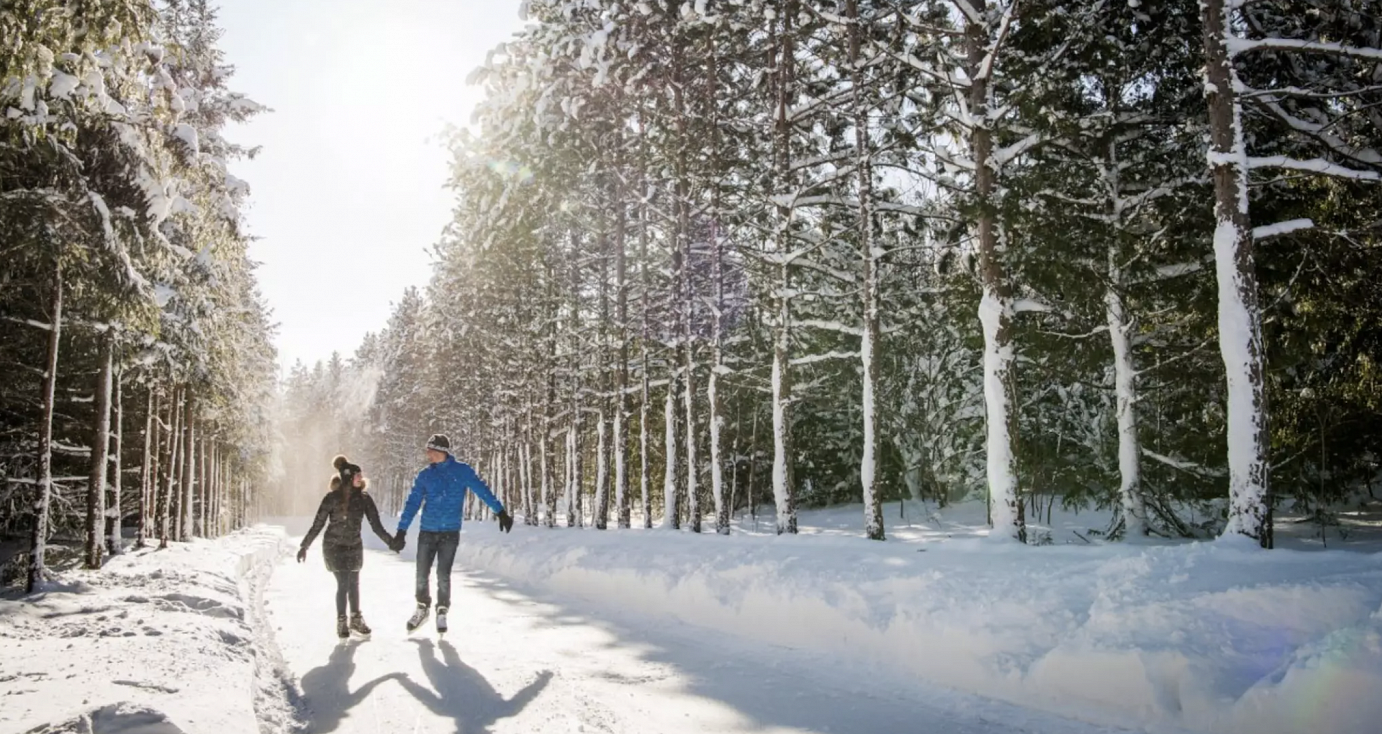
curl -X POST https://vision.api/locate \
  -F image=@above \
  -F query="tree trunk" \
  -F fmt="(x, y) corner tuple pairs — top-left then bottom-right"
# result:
(663, 378), (679, 529)
(1108, 243), (1149, 539)
(181, 400), (196, 542)
(159, 387), (181, 548)
(86, 330), (114, 569)
(573, 422), (585, 527)
(107, 368), (124, 554)
(568, 235), (583, 529)
(207, 447), (217, 537)
(522, 436), (536, 525)
(850, 0), (885, 541)
(503, 447), (514, 511)
(748, 408), (760, 525)
(639, 175), (653, 529)
(564, 429), (575, 527)
(27, 262), (63, 593)
(545, 259), (559, 528)
(1201, 0), (1271, 547)
(707, 11), (728, 538)
(595, 407), (609, 529)
(709, 222), (728, 535)
(198, 436), (209, 537)
(682, 256), (700, 533)
(771, 2), (798, 535)
(964, 0), (1023, 542)
(594, 223), (611, 531)
(672, 42), (700, 535)
(213, 445), (222, 537)
(615, 182), (631, 529)
(137, 387), (156, 549)
(541, 417), (554, 528)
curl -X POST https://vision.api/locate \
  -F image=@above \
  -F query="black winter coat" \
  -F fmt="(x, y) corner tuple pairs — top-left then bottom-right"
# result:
(301, 486), (394, 572)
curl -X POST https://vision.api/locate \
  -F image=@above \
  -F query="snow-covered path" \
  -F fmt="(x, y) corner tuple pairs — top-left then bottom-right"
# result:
(268, 541), (1129, 734)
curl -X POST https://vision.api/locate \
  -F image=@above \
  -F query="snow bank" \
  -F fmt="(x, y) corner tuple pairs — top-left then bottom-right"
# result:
(443, 522), (1382, 734)
(0, 529), (294, 734)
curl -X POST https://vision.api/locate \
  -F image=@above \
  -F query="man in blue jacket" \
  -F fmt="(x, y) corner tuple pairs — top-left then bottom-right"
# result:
(392, 433), (513, 633)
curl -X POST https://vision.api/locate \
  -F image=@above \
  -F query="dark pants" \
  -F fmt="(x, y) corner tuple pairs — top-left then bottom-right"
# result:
(415, 530), (459, 609)
(333, 570), (360, 616)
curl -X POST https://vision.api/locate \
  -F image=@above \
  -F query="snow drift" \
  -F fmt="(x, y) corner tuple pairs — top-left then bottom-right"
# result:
(0, 529), (295, 734)
(439, 523), (1382, 734)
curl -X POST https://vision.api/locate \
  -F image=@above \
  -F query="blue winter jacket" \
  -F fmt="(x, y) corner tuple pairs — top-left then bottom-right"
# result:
(397, 455), (505, 533)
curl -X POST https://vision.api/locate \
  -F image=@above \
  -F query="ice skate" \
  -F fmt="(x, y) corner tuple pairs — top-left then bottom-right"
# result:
(349, 612), (371, 638)
(406, 603), (430, 633)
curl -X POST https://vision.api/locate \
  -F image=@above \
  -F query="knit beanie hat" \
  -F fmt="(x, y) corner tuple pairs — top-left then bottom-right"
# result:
(425, 434), (451, 455)
(332, 455), (362, 485)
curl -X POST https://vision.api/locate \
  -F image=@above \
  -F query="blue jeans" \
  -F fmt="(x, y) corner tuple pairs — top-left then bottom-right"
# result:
(415, 530), (459, 609)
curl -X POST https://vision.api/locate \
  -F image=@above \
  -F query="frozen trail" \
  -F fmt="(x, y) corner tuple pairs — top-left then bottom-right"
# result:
(267, 539), (1131, 734)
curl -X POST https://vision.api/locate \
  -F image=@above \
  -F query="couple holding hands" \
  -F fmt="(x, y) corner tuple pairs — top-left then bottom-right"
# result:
(297, 434), (514, 639)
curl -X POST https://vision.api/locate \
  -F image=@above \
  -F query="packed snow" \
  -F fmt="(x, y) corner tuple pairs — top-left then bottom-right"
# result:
(378, 502), (1382, 734)
(3, 501), (1379, 734)
(0, 530), (296, 734)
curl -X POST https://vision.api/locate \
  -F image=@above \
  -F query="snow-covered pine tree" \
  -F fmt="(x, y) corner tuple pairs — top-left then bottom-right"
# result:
(1199, 0), (1382, 547)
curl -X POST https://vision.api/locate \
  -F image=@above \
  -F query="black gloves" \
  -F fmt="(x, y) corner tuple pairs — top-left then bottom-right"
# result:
(296, 547), (307, 563)
(497, 510), (514, 533)
(390, 534), (406, 553)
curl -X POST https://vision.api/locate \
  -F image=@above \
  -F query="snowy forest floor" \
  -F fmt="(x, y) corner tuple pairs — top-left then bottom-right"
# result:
(0, 530), (297, 734)
(2, 499), (1380, 734)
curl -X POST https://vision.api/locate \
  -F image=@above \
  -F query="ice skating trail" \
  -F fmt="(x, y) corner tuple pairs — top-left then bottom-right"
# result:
(269, 541), (1136, 734)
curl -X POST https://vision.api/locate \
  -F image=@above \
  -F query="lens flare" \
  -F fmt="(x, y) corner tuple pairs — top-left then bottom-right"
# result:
(485, 159), (534, 183)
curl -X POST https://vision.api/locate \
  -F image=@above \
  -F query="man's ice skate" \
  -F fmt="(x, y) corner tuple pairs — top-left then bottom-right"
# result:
(406, 603), (430, 633)
(436, 606), (448, 636)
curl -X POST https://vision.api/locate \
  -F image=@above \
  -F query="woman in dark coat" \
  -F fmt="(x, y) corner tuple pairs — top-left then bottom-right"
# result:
(297, 455), (396, 639)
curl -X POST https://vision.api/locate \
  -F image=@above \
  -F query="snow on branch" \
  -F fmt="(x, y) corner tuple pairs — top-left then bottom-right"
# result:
(1253, 219), (1313, 240)
(992, 132), (1041, 168)
(950, 0), (983, 28)
(1255, 98), (1382, 166)
(1141, 448), (1224, 476)
(798, 320), (864, 337)
(2, 317), (55, 331)
(1012, 298), (1054, 314)
(1228, 37), (1382, 63)
(1133, 259), (1208, 284)
(1247, 156), (1381, 181)
(791, 351), (858, 367)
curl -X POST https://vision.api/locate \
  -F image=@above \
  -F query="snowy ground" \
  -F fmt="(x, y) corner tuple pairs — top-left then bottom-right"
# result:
(272, 529), (1139, 734)
(370, 499), (1382, 734)
(0, 530), (296, 734)
(3, 499), (1379, 734)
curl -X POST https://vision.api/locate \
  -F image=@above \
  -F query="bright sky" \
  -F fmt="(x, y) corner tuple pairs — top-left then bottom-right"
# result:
(217, 0), (526, 372)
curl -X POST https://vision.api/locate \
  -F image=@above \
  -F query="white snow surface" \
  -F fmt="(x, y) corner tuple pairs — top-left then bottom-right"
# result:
(5, 504), (1380, 734)
(267, 517), (1132, 734)
(373, 501), (1379, 734)
(0, 529), (295, 734)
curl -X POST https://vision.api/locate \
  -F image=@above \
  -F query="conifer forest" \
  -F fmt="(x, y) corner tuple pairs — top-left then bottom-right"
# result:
(5, 4), (1382, 734)
(3, 0), (1381, 594)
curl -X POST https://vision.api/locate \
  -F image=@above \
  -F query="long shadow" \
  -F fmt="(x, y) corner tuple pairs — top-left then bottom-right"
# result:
(395, 638), (552, 734)
(298, 641), (404, 734)
(458, 573), (1133, 734)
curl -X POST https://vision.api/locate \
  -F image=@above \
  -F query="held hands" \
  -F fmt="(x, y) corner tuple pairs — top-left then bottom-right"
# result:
(390, 533), (406, 553)
(497, 510), (514, 533)
(296, 547), (307, 563)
